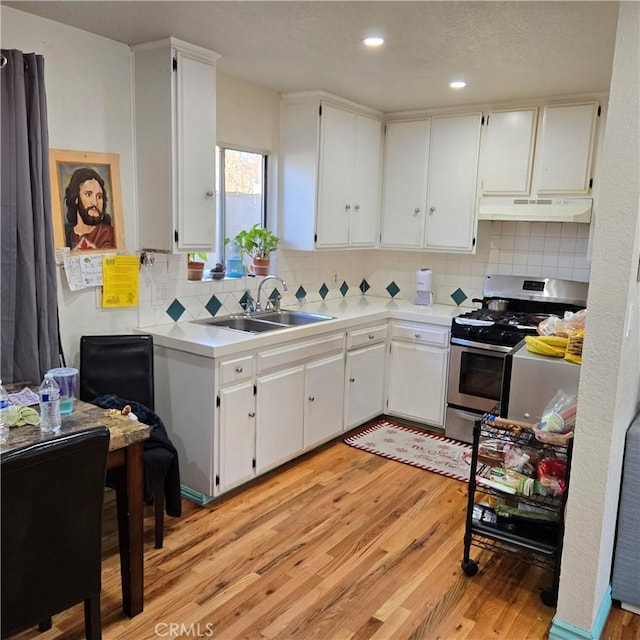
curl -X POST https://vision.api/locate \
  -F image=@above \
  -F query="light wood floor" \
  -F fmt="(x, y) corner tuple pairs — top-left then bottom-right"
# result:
(10, 434), (639, 640)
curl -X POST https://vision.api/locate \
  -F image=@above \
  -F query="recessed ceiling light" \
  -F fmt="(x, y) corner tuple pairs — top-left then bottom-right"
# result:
(450, 81), (467, 89)
(362, 36), (384, 48)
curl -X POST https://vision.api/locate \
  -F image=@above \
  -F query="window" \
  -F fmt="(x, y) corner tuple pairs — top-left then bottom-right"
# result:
(207, 146), (266, 271)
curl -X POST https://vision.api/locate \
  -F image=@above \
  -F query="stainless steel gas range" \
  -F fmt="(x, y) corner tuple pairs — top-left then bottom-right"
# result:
(445, 275), (588, 443)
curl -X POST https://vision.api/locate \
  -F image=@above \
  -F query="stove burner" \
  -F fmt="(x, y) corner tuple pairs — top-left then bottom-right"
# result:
(451, 309), (561, 347)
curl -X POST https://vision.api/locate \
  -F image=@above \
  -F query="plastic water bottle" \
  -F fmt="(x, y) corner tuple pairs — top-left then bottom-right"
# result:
(39, 373), (61, 432)
(0, 380), (10, 442)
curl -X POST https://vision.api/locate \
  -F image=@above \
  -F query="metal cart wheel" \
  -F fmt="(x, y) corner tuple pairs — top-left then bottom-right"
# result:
(540, 587), (558, 607)
(461, 559), (479, 577)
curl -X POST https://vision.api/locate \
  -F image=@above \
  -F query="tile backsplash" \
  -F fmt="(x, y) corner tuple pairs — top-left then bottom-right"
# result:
(138, 220), (591, 327)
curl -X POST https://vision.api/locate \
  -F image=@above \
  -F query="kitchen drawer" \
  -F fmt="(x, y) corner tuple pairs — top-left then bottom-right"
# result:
(257, 334), (344, 373)
(391, 321), (449, 347)
(219, 354), (255, 386)
(346, 324), (388, 350)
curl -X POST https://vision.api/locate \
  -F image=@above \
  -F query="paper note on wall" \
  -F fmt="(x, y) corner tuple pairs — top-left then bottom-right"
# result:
(102, 255), (139, 307)
(63, 254), (103, 291)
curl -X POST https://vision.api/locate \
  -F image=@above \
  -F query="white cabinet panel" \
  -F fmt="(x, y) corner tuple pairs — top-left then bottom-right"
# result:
(425, 113), (482, 252)
(481, 108), (538, 195)
(218, 382), (255, 493)
(381, 119), (430, 249)
(317, 104), (354, 247)
(536, 102), (599, 194)
(175, 50), (217, 250)
(133, 38), (219, 253)
(304, 353), (345, 448)
(387, 341), (448, 427)
(351, 114), (383, 246)
(345, 343), (386, 429)
(256, 366), (305, 473)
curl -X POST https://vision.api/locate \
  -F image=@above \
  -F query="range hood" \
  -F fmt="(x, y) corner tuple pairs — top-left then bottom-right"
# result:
(478, 197), (592, 223)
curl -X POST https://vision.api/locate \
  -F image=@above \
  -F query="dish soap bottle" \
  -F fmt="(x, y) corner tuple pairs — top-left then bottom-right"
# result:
(226, 241), (245, 278)
(39, 373), (61, 432)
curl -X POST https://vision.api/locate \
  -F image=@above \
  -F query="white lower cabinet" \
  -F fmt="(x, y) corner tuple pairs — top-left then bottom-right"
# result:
(304, 353), (345, 448)
(218, 381), (255, 493)
(386, 321), (449, 427)
(154, 317), (452, 503)
(254, 332), (345, 474)
(255, 365), (305, 473)
(344, 324), (388, 429)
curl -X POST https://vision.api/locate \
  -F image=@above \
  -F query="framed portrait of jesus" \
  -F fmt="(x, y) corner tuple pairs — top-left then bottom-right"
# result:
(49, 149), (125, 253)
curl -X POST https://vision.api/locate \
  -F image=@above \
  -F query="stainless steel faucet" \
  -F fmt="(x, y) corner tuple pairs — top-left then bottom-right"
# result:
(255, 275), (288, 312)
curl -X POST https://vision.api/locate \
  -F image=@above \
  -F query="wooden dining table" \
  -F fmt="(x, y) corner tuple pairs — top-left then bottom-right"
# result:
(0, 388), (150, 618)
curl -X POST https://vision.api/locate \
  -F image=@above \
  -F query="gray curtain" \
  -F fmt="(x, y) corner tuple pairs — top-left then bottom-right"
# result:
(1, 49), (59, 384)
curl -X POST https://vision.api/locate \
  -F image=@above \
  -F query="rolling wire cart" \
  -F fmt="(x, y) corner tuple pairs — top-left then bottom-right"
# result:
(461, 413), (573, 607)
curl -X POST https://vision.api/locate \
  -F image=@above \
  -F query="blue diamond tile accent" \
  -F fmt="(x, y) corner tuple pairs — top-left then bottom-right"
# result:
(359, 279), (370, 294)
(239, 291), (253, 310)
(166, 299), (185, 322)
(339, 281), (349, 297)
(205, 295), (222, 316)
(319, 283), (329, 300)
(295, 285), (307, 301)
(269, 288), (281, 303)
(451, 287), (468, 305)
(386, 281), (400, 298)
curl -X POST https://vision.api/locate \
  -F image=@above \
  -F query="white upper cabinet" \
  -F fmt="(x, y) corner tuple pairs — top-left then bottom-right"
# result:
(133, 38), (220, 253)
(534, 102), (600, 194)
(480, 107), (538, 195)
(280, 93), (383, 250)
(425, 113), (482, 252)
(381, 113), (482, 253)
(380, 119), (430, 249)
(479, 101), (600, 198)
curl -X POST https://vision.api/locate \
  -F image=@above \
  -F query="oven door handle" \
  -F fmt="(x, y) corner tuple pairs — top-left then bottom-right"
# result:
(448, 407), (485, 422)
(450, 338), (513, 353)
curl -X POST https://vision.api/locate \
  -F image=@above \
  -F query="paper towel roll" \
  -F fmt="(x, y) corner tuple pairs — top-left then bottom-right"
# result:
(416, 269), (432, 292)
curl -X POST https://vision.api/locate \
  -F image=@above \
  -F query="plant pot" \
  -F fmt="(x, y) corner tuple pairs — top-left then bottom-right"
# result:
(187, 261), (205, 281)
(252, 257), (270, 276)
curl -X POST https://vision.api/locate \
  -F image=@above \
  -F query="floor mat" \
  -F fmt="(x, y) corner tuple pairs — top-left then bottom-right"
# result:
(344, 418), (472, 482)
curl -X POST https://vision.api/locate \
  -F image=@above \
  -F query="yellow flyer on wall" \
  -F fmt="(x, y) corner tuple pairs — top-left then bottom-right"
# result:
(102, 255), (139, 307)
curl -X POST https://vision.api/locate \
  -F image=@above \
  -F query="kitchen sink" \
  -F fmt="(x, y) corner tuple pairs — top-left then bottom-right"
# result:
(252, 310), (334, 326)
(193, 310), (334, 333)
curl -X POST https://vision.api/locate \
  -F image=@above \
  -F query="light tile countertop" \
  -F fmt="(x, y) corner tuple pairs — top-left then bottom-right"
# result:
(139, 297), (462, 359)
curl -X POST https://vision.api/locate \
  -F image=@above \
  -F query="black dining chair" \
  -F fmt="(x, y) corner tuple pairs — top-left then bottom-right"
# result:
(79, 333), (180, 549)
(1, 427), (110, 639)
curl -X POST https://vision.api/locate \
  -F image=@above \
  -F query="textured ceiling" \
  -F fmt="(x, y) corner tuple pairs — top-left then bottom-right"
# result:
(4, 1), (619, 113)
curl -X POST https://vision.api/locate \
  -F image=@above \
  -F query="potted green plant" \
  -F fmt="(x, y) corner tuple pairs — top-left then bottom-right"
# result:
(187, 252), (208, 281)
(231, 224), (280, 276)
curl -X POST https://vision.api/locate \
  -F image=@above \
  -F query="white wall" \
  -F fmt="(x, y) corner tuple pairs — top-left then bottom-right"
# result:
(554, 0), (640, 634)
(1, 6), (139, 368)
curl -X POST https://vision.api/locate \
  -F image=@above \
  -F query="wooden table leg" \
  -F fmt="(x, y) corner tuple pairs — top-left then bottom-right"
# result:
(114, 441), (144, 617)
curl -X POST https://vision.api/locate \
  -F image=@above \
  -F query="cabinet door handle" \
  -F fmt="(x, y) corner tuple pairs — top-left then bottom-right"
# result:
(429, 206), (436, 214)
(205, 190), (214, 198)
(235, 366), (243, 373)
(414, 207), (421, 215)
(414, 333), (421, 339)
(345, 204), (351, 212)
(368, 334), (375, 340)
(308, 396), (315, 402)
(354, 204), (360, 211)
(349, 377), (355, 383)
(248, 411), (255, 417)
